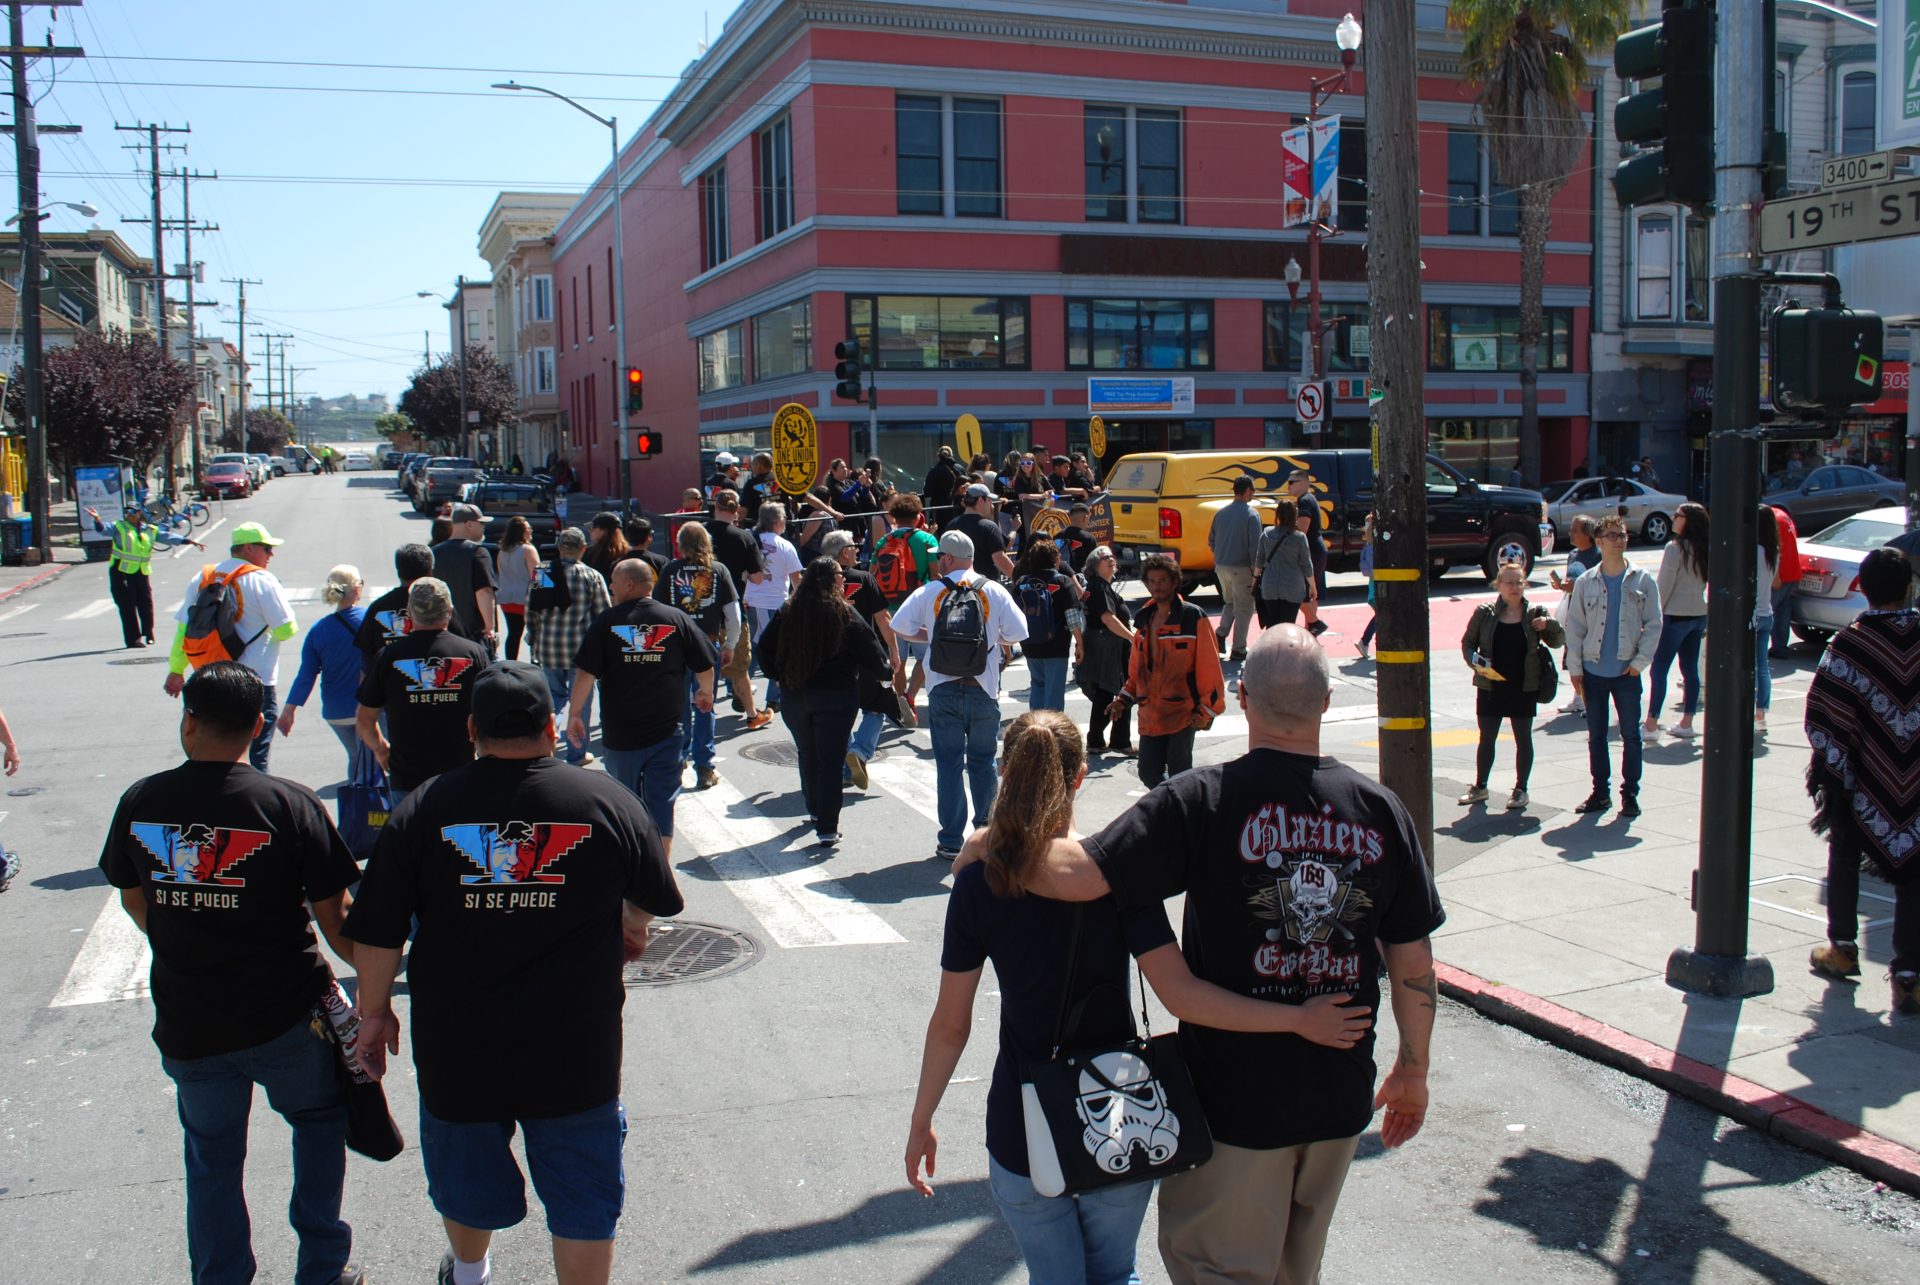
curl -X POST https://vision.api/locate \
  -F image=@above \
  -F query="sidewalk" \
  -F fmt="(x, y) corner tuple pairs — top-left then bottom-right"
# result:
(0, 501), (88, 601)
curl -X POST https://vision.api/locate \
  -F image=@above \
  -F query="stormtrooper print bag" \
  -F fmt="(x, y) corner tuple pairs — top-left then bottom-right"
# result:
(1020, 906), (1213, 1197)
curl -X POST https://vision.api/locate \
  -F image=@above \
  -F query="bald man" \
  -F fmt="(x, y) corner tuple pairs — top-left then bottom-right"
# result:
(961, 626), (1445, 1284)
(571, 558), (718, 851)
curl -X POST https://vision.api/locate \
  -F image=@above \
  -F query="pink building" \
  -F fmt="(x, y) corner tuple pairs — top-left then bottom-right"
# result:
(551, 0), (1594, 511)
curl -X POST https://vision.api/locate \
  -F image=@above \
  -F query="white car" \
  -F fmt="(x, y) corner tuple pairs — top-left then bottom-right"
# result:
(1790, 505), (1909, 644)
(341, 451), (374, 472)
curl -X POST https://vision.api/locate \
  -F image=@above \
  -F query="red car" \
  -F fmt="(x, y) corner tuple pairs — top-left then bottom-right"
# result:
(202, 461), (251, 499)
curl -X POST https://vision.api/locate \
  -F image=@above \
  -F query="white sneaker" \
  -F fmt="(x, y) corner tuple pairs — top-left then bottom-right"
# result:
(1506, 788), (1529, 811)
(1457, 785), (1489, 805)
(1561, 699), (1586, 715)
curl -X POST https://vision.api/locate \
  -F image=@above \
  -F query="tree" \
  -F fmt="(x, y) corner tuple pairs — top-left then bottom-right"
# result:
(1449, 0), (1631, 486)
(3, 330), (193, 489)
(372, 410), (422, 451)
(398, 346), (517, 453)
(219, 407), (293, 454)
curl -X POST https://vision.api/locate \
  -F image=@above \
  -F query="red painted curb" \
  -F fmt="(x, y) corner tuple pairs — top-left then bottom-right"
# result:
(1435, 960), (1920, 1196)
(0, 562), (73, 603)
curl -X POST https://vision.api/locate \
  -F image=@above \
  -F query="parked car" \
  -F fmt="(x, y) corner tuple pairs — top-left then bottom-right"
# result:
(414, 456), (486, 514)
(256, 453), (286, 479)
(380, 449), (404, 470)
(1763, 464), (1905, 532)
(282, 444), (321, 473)
(341, 450), (374, 472)
(1789, 505), (1909, 645)
(201, 461), (251, 500)
(208, 453), (263, 489)
(1106, 448), (1552, 586)
(1541, 475), (1687, 544)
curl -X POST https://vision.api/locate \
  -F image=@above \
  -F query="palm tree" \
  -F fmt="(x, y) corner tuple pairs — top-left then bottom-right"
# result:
(1448, 0), (1632, 487)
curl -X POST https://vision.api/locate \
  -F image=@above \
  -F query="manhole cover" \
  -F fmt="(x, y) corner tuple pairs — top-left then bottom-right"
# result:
(109, 655), (170, 665)
(739, 741), (798, 767)
(623, 920), (760, 988)
(8, 787), (45, 796)
(0, 632), (46, 640)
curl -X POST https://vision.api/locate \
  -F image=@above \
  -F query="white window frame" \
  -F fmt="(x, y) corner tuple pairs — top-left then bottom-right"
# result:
(531, 275), (554, 323)
(1836, 68), (1877, 157)
(533, 346), (556, 394)
(1627, 207), (1712, 326)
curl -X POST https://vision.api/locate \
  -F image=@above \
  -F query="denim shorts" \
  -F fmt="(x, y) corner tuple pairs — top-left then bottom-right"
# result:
(420, 1098), (627, 1241)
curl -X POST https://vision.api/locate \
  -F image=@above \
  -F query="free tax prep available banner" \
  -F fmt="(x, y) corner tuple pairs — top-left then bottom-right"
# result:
(1087, 377), (1196, 415)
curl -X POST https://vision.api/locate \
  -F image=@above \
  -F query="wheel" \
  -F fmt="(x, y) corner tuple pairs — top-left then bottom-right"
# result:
(185, 502), (211, 526)
(1641, 512), (1671, 544)
(1483, 532), (1536, 581)
(1791, 623), (1834, 648)
(165, 512), (193, 541)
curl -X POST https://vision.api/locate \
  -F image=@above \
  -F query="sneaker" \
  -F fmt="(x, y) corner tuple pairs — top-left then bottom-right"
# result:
(333, 1267), (369, 1285)
(1505, 788), (1529, 811)
(1574, 790), (1612, 814)
(1808, 940), (1862, 981)
(578, 751), (597, 767)
(816, 831), (841, 847)
(1561, 699), (1586, 716)
(1457, 785), (1490, 806)
(696, 766), (719, 790)
(1642, 718), (1661, 737)
(934, 844), (962, 862)
(1894, 971), (1920, 1016)
(845, 751), (869, 790)
(745, 711), (775, 732)
(1620, 792), (1642, 817)
(1307, 620), (1329, 637)
(1229, 649), (1247, 663)
(0, 848), (18, 893)
(1671, 723), (1698, 739)
(434, 1254), (478, 1285)
(1086, 738), (1107, 755)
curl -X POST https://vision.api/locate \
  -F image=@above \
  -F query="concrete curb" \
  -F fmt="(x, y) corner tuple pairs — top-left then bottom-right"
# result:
(0, 562), (75, 603)
(1435, 961), (1920, 1197)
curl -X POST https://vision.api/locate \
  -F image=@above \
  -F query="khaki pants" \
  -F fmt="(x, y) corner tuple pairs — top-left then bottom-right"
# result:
(1158, 1136), (1359, 1285)
(1215, 565), (1256, 655)
(722, 626), (753, 689)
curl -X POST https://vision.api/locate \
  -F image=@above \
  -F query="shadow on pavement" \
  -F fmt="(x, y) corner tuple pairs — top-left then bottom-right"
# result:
(1540, 818), (1646, 861)
(7, 648), (124, 666)
(31, 865), (106, 891)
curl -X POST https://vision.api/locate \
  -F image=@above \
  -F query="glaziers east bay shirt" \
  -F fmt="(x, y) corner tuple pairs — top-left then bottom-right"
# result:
(573, 598), (718, 751)
(1085, 749), (1445, 1149)
(343, 756), (685, 1122)
(100, 761), (361, 1061)
(358, 629), (490, 791)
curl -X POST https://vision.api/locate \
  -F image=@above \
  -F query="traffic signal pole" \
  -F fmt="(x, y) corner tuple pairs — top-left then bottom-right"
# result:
(1667, 0), (1773, 998)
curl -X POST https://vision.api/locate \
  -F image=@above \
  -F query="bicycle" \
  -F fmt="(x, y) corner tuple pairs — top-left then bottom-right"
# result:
(129, 494), (196, 541)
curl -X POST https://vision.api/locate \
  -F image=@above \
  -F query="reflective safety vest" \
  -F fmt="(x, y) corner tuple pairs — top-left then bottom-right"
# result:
(109, 520), (156, 576)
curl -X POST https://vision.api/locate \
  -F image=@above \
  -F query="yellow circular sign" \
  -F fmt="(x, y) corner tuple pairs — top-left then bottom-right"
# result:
(1029, 506), (1069, 539)
(955, 412), (983, 463)
(1088, 415), (1107, 460)
(771, 403), (820, 496)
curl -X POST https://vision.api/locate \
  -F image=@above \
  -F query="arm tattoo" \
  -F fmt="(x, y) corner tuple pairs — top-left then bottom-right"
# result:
(1400, 970), (1439, 1011)
(1396, 1044), (1424, 1071)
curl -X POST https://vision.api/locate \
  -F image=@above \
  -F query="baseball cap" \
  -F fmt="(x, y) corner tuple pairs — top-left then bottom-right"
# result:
(963, 483), (995, 504)
(714, 451), (739, 468)
(229, 521), (283, 548)
(939, 530), (975, 561)
(407, 577), (453, 625)
(471, 661), (554, 740)
(449, 502), (485, 524)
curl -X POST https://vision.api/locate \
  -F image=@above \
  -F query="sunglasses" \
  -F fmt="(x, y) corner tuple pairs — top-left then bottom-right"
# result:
(1599, 531), (1629, 541)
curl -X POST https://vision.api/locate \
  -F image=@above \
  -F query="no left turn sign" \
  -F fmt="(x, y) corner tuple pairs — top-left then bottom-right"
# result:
(1294, 381), (1325, 425)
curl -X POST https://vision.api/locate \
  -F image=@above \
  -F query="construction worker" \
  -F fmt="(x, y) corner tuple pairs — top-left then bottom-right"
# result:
(86, 505), (204, 649)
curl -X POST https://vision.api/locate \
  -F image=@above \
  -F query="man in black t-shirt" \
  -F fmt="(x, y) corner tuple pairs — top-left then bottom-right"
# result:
(571, 558), (716, 850)
(433, 503), (499, 654)
(943, 483), (1015, 581)
(356, 578), (490, 794)
(1286, 469), (1329, 637)
(821, 530), (906, 788)
(621, 517), (670, 578)
(346, 663), (683, 1285)
(100, 663), (366, 1285)
(704, 491), (767, 591)
(355, 542), (470, 659)
(967, 625), (1443, 1285)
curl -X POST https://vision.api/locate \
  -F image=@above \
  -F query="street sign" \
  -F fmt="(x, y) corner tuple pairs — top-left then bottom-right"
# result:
(465, 410), (480, 425)
(1822, 151), (1895, 191)
(1294, 381), (1325, 426)
(1758, 177), (1920, 253)
(1088, 414), (1107, 459)
(955, 412), (982, 463)
(771, 402), (819, 496)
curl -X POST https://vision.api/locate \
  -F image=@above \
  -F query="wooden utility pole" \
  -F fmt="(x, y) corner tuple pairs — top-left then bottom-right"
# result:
(1364, 0), (1434, 861)
(117, 120), (187, 495)
(221, 277), (260, 453)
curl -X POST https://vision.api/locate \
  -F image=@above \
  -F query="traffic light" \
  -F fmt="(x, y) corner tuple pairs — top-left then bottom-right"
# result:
(833, 339), (864, 402)
(625, 367), (644, 415)
(631, 428), (663, 458)
(1770, 307), (1885, 414)
(1612, 3), (1715, 209)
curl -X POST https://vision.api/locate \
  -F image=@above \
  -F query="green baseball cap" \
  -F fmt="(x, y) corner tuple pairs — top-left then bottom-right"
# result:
(230, 521), (285, 548)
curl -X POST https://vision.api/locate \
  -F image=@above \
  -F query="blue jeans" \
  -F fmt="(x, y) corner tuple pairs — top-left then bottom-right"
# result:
(930, 680), (1001, 851)
(1770, 581), (1795, 650)
(1647, 615), (1705, 720)
(783, 687), (860, 834)
(326, 719), (359, 783)
(849, 709), (884, 763)
(542, 665), (594, 764)
(249, 683), (278, 772)
(749, 603), (782, 707)
(160, 1018), (350, 1285)
(685, 671), (717, 769)
(988, 1156), (1149, 1285)
(1754, 618), (1773, 711)
(1581, 670), (1644, 795)
(604, 731), (685, 839)
(1027, 656), (1069, 711)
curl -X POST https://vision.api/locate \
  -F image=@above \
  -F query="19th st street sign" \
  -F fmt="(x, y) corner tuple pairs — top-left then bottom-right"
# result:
(1759, 175), (1920, 254)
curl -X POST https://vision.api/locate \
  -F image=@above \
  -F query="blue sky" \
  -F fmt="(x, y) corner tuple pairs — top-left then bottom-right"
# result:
(23, 0), (714, 400)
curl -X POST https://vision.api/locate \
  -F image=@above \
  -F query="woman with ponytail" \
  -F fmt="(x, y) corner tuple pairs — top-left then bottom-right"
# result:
(905, 711), (1375, 1281)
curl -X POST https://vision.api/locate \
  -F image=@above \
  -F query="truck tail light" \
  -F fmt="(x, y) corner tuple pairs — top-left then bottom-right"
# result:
(1158, 507), (1182, 540)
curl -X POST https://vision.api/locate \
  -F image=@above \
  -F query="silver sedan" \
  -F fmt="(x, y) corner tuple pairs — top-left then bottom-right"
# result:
(1542, 476), (1688, 544)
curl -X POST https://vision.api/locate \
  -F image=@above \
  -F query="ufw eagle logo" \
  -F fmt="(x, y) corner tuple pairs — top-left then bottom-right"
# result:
(393, 656), (474, 692)
(444, 821), (592, 885)
(129, 822), (270, 886)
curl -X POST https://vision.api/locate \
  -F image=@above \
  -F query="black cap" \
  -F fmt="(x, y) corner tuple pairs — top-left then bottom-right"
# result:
(471, 661), (553, 739)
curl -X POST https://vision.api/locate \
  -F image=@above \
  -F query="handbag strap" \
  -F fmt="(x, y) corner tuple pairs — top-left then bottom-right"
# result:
(1047, 903), (1087, 1058)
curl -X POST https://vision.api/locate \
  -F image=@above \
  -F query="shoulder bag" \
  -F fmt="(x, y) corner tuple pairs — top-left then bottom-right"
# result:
(1019, 905), (1213, 1197)
(313, 972), (404, 1161)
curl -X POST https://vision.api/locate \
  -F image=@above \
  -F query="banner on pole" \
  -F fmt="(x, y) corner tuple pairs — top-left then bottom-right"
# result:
(1281, 125), (1311, 229)
(1310, 115), (1341, 225)
(1878, 0), (1920, 149)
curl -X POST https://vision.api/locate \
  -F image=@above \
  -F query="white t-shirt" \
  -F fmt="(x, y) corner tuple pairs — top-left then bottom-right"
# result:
(176, 558), (298, 685)
(744, 533), (804, 611)
(890, 569), (1027, 700)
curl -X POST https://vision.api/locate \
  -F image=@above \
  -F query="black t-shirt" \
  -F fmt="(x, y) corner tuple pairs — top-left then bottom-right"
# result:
(1055, 525), (1095, 575)
(840, 567), (889, 628)
(355, 584), (469, 658)
(704, 520), (766, 591)
(344, 756), (683, 1123)
(941, 863), (1175, 1175)
(1295, 492), (1326, 551)
(573, 598), (718, 751)
(654, 558), (737, 641)
(432, 538), (497, 637)
(357, 629), (491, 792)
(948, 512), (1007, 579)
(1085, 750), (1445, 1149)
(1014, 568), (1082, 660)
(100, 761), (360, 1061)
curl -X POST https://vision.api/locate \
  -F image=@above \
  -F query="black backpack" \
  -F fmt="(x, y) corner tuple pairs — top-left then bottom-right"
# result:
(526, 559), (572, 612)
(929, 576), (990, 677)
(1015, 573), (1063, 649)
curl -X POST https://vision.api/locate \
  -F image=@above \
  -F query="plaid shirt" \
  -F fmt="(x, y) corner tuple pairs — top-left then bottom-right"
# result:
(528, 557), (611, 669)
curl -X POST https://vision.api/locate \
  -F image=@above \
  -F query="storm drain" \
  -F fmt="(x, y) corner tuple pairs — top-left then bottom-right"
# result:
(623, 921), (761, 988)
(739, 741), (798, 767)
(109, 655), (169, 665)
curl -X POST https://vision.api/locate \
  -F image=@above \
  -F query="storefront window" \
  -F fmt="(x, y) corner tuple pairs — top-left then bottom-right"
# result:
(847, 295), (1029, 370)
(1428, 417), (1520, 483)
(751, 299), (812, 382)
(1066, 299), (1213, 370)
(1264, 301), (1371, 372)
(696, 324), (744, 393)
(1427, 306), (1572, 372)
(1264, 418), (1371, 451)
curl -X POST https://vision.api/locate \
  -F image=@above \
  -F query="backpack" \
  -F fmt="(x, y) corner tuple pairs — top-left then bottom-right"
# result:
(1015, 573), (1063, 649)
(526, 559), (572, 612)
(928, 576), (991, 677)
(182, 564), (269, 668)
(873, 530), (926, 601)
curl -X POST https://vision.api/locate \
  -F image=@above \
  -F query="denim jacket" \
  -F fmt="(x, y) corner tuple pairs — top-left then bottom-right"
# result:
(1561, 564), (1663, 677)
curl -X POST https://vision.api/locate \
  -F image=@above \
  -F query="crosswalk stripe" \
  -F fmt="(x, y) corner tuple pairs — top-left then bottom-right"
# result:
(285, 587), (318, 603)
(62, 599), (117, 620)
(50, 891), (152, 1008)
(862, 756), (944, 827)
(0, 601), (40, 623)
(677, 779), (906, 949)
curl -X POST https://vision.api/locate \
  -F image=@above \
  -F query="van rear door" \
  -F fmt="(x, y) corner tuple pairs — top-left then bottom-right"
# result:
(1105, 455), (1170, 570)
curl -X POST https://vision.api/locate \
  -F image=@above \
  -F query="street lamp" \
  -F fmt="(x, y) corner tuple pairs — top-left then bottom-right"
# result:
(3, 199), (96, 226)
(1301, 13), (1362, 393)
(419, 284), (471, 457)
(494, 80), (628, 503)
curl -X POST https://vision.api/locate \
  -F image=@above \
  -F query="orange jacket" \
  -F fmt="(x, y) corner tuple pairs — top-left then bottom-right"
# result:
(1121, 595), (1227, 737)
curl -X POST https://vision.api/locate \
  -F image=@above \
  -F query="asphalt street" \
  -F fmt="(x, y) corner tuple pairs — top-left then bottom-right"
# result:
(1, 472), (1916, 1283)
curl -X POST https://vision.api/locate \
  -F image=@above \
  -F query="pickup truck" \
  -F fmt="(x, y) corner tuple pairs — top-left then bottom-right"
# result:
(462, 479), (561, 549)
(1105, 447), (1553, 586)
(413, 457), (485, 514)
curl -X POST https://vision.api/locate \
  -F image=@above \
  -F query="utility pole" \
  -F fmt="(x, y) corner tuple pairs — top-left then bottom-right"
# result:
(222, 277), (260, 454)
(1669, 0), (1773, 998)
(126, 162), (216, 482)
(1364, 0), (1434, 861)
(117, 120), (187, 496)
(7, 1), (84, 556)
(454, 274), (470, 459)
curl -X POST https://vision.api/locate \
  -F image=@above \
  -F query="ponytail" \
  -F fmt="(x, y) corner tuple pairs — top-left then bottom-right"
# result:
(983, 711), (1084, 897)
